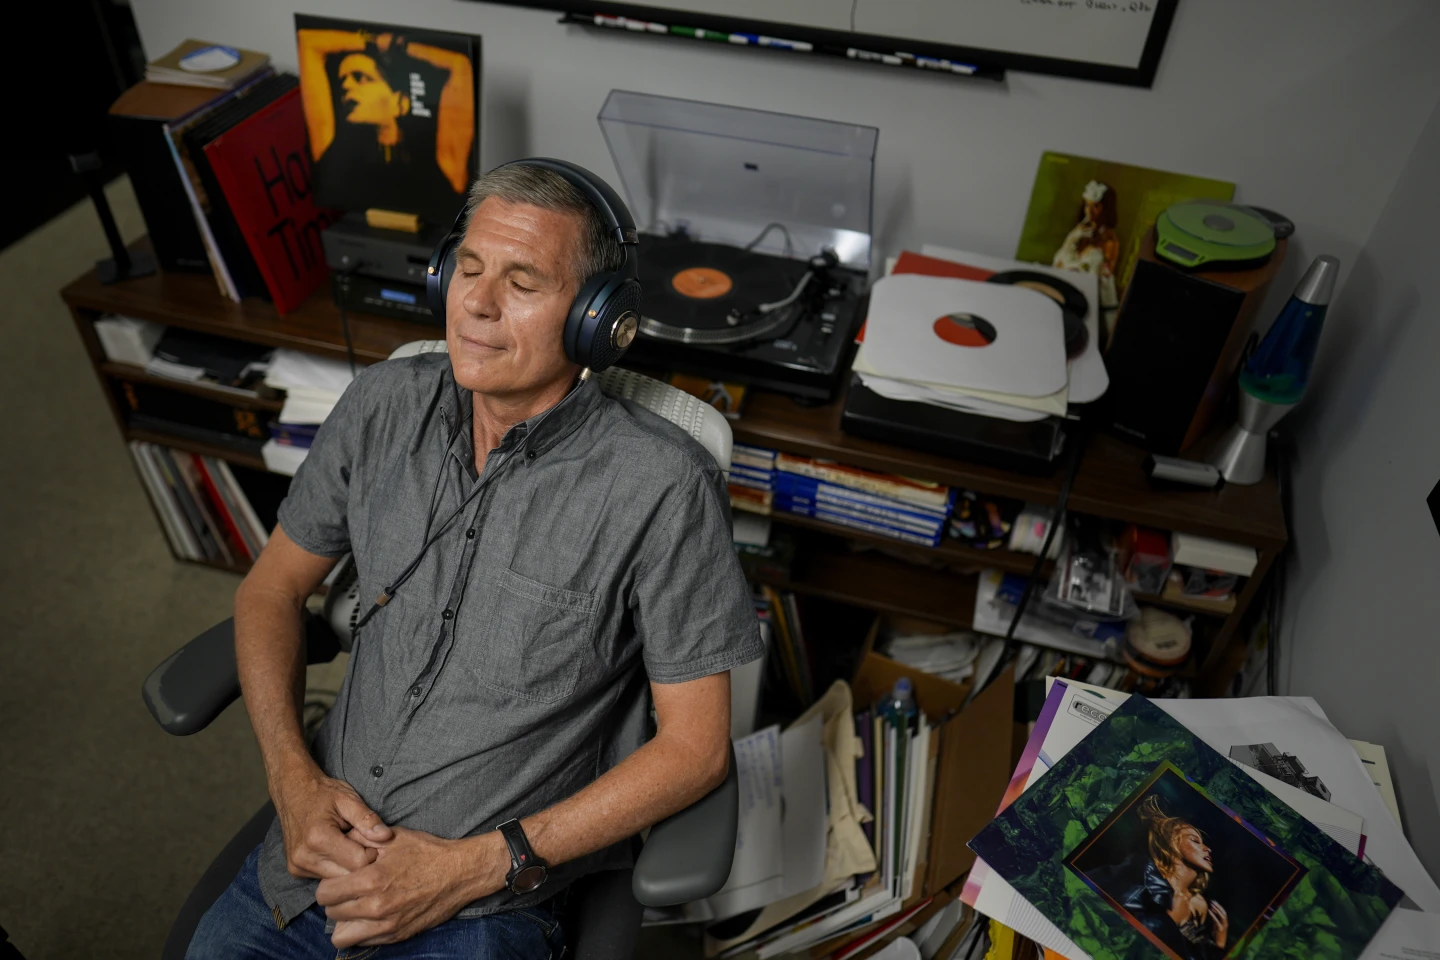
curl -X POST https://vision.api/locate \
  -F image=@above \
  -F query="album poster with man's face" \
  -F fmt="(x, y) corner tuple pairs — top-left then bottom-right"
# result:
(295, 14), (480, 223)
(968, 696), (1401, 960)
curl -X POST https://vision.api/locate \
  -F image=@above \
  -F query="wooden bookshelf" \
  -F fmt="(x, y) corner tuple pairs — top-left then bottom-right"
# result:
(62, 240), (1286, 694)
(101, 361), (286, 413)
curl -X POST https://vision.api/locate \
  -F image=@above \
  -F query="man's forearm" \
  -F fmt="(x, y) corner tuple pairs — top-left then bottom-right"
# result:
(234, 579), (320, 792)
(449, 729), (728, 901)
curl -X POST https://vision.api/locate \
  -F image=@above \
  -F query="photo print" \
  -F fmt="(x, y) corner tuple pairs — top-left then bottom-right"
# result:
(295, 14), (479, 222)
(1066, 762), (1305, 960)
(1228, 743), (1331, 801)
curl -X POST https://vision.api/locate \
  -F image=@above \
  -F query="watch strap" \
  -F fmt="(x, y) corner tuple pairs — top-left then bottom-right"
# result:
(497, 818), (534, 871)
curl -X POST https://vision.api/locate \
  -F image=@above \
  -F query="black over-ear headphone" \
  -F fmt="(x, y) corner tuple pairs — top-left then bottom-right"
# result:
(425, 158), (643, 373)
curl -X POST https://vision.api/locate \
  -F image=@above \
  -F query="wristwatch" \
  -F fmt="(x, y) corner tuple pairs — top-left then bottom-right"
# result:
(496, 818), (548, 895)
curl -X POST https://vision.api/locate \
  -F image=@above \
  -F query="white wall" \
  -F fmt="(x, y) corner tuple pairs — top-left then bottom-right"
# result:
(1282, 97), (1440, 879)
(129, 0), (1440, 310)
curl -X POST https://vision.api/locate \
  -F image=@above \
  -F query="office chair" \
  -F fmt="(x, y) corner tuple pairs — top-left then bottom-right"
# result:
(142, 347), (740, 959)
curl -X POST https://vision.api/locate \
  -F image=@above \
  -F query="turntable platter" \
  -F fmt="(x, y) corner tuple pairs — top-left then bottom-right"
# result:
(637, 236), (806, 342)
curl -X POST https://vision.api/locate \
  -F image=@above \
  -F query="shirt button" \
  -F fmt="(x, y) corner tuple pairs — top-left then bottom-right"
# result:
(466, 528), (476, 539)
(442, 608), (454, 620)
(409, 684), (422, 698)
(371, 765), (384, 778)
(525, 450), (537, 461)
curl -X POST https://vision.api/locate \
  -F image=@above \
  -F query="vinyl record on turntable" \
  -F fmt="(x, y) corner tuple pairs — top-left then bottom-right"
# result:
(635, 237), (809, 345)
(863, 274), (1068, 398)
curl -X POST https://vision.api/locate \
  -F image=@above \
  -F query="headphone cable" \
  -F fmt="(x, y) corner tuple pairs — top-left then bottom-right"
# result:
(352, 379), (587, 632)
(335, 264), (361, 378)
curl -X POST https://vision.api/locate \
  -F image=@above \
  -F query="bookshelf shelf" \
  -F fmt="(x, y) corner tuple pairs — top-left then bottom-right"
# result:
(63, 241), (1285, 694)
(754, 543), (979, 629)
(101, 361), (286, 412)
(124, 427), (268, 472)
(764, 510), (1043, 577)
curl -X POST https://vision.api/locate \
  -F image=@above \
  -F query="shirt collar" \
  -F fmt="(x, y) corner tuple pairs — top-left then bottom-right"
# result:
(438, 367), (603, 470)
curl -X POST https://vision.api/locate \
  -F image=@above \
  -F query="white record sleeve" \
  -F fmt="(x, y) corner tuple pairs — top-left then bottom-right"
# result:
(863, 274), (1068, 399)
(922, 243), (1110, 403)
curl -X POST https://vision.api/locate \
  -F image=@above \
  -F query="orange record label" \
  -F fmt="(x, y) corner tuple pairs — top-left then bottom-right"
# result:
(671, 267), (733, 299)
(932, 312), (997, 348)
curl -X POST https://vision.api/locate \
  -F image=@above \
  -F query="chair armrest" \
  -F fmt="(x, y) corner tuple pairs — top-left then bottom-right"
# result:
(631, 746), (738, 907)
(141, 613), (343, 737)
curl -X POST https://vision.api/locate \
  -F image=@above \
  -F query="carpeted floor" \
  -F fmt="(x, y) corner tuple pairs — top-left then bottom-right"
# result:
(0, 182), (701, 958)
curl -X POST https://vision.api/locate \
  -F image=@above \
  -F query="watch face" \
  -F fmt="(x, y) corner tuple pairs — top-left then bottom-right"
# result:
(511, 863), (547, 894)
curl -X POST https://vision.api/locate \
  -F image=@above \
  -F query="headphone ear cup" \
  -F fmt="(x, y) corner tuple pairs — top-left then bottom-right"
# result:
(426, 236), (460, 319)
(567, 275), (643, 372)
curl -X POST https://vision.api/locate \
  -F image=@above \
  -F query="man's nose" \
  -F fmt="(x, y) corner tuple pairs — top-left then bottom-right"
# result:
(461, 273), (501, 319)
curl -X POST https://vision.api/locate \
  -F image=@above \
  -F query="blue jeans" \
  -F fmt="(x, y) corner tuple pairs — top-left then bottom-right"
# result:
(187, 846), (564, 959)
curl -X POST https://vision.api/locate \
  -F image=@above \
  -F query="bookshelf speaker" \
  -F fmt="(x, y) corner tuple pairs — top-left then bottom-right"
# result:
(1101, 229), (1287, 455)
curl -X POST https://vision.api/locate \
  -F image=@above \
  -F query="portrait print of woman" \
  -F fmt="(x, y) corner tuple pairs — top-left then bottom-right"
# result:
(1068, 765), (1306, 960)
(1052, 179), (1120, 321)
(1116, 796), (1230, 960)
(296, 17), (477, 221)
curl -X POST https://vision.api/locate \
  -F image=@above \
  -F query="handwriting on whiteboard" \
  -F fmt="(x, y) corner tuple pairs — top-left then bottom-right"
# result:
(1020, 0), (1154, 11)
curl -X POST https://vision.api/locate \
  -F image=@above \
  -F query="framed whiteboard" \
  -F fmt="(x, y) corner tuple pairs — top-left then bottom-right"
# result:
(476, 0), (1179, 86)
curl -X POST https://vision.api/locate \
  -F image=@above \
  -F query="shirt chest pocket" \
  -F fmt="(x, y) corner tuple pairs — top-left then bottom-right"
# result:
(471, 567), (598, 703)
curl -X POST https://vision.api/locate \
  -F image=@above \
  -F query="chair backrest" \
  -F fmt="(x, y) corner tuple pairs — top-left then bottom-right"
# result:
(384, 340), (733, 471)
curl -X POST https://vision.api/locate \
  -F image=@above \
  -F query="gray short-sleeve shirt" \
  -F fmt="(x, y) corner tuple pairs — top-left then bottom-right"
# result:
(258, 353), (761, 925)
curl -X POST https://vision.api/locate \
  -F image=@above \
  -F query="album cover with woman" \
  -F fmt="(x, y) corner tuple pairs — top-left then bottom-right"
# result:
(294, 14), (479, 223)
(1014, 152), (1234, 341)
(968, 696), (1401, 960)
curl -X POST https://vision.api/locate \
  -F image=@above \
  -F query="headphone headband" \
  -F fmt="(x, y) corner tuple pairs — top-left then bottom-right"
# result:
(493, 157), (639, 247)
(426, 158), (643, 374)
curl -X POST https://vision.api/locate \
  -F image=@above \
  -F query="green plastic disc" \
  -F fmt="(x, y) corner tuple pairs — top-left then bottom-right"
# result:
(1156, 202), (1276, 268)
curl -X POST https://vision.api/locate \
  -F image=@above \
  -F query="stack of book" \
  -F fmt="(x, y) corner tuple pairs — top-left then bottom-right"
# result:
(260, 350), (358, 476)
(729, 443), (776, 515)
(774, 452), (955, 547)
(128, 441), (271, 565)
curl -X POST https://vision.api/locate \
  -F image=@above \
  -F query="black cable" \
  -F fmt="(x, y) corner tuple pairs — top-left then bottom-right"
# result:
(335, 272), (360, 378)
(1266, 428), (1293, 696)
(975, 421), (1089, 692)
(351, 380), (586, 632)
(850, 0), (861, 32)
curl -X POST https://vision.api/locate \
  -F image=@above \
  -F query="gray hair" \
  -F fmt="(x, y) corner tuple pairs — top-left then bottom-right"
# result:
(464, 164), (625, 289)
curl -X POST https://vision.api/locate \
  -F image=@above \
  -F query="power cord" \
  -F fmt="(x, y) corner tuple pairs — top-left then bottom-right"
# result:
(974, 420), (1089, 692)
(744, 222), (795, 258)
(1265, 428), (1293, 696)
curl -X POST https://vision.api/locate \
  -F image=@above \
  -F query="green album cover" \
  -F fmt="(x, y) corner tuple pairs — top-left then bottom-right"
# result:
(1015, 152), (1234, 341)
(968, 696), (1401, 960)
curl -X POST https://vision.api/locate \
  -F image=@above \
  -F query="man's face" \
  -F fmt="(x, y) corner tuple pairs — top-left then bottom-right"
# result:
(337, 54), (402, 126)
(446, 197), (583, 398)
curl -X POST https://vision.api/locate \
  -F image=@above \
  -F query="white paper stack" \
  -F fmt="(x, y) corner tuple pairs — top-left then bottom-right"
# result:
(961, 679), (1440, 960)
(94, 315), (166, 366)
(261, 350), (361, 473)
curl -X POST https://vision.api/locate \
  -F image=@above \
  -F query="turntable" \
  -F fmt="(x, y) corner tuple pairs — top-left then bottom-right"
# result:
(598, 90), (878, 401)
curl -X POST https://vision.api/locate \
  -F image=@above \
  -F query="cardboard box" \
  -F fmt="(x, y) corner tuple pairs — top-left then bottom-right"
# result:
(813, 655), (1016, 957)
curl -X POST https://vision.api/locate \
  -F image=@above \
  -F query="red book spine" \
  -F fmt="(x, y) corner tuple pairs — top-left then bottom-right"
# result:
(203, 87), (339, 314)
(192, 454), (252, 562)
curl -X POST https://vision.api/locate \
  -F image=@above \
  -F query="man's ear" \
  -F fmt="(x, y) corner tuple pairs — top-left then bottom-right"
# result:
(399, 93), (411, 116)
